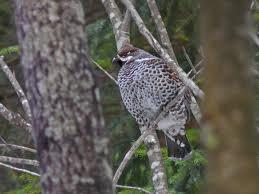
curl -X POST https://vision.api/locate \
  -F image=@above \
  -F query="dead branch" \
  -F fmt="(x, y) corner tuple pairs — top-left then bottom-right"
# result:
(0, 144), (36, 153)
(118, 0), (135, 48)
(118, 10), (131, 48)
(113, 130), (150, 185)
(147, 0), (178, 64)
(182, 46), (197, 74)
(91, 59), (118, 84)
(0, 162), (39, 176)
(0, 102), (32, 132)
(0, 58), (32, 122)
(116, 184), (152, 194)
(101, 0), (123, 49)
(0, 156), (39, 166)
(191, 68), (204, 80)
(187, 60), (203, 77)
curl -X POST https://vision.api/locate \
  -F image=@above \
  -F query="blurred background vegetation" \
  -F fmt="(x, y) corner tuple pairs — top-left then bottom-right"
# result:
(0, 0), (257, 193)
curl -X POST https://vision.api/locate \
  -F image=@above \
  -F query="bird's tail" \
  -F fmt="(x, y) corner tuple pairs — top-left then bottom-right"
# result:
(165, 131), (192, 160)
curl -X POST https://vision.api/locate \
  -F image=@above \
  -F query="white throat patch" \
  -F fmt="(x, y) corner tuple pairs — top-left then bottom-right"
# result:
(119, 55), (133, 62)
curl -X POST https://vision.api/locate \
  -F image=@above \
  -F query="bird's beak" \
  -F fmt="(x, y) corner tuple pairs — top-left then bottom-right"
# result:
(112, 55), (123, 66)
(112, 56), (120, 65)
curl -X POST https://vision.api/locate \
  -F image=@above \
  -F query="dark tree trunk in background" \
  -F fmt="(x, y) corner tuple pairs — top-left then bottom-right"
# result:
(13, 0), (113, 193)
(200, 0), (258, 193)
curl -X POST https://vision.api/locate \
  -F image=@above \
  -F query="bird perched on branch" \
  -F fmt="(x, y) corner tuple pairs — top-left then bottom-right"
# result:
(112, 44), (192, 160)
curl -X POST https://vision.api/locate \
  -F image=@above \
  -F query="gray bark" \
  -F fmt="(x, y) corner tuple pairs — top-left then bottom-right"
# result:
(13, 0), (113, 193)
(201, 0), (259, 193)
(140, 128), (168, 194)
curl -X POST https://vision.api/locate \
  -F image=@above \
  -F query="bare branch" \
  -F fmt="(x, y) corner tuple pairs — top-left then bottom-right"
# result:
(113, 130), (150, 185)
(191, 67), (204, 80)
(0, 162), (39, 176)
(0, 58), (32, 122)
(0, 102), (32, 132)
(91, 59), (118, 84)
(118, 10), (131, 49)
(118, 0), (135, 49)
(147, 0), (178, 64)
(0, 135), (12, 153)
(120, 0), (204, 99)
(0, 144), (36, 153)
(182, 46), (197, 74)
(116, 184), (152, 194)
(101, 0), (123, 49)
(0, 156), (39, 166)
(187, 60), (203, 77)
(102, 0), (134, 49)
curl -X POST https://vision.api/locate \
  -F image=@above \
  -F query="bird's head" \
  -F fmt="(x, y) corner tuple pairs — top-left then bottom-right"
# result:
(112, 44), (139, 67)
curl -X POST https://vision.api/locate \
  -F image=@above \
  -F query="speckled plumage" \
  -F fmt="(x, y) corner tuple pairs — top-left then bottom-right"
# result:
(113, 45), (192, 160)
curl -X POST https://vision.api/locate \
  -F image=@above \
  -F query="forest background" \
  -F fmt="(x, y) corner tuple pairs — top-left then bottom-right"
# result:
(0, 0), (258, 193)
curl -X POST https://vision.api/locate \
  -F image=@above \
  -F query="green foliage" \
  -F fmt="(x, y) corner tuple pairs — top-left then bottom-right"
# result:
(4, 174), (40, 194)
(0, 45), (19, 57)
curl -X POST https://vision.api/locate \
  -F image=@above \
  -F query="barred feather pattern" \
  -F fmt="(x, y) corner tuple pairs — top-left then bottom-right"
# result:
(115, 46), (192, 160)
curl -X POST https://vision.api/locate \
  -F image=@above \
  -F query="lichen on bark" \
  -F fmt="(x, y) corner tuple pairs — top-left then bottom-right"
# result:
(13, 0), (113, 193)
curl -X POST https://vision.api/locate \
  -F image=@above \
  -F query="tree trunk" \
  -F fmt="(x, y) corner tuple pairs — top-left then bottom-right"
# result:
(13, 0), (113, 193)
(200, 1), (258, 193)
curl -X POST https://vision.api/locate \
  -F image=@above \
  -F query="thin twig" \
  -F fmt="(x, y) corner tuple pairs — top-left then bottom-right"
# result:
(91, 59), (118, 84)
(0, 135), (12, 153)
(0, 58), (32, 122)
(0, 144), (36, 153)
(191, 67), (203, 80)
(187, 60), (203, 77)
(116, 184), (152, 194)
(0, 102), (32, 132)
(0, 156), (39, 166)
(0, 162), (39, 176)
(113, 130), (150, 185)
(182, 46), (197, 74)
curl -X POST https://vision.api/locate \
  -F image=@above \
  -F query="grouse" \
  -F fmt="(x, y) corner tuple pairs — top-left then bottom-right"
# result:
(112, 44), (192, 160)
